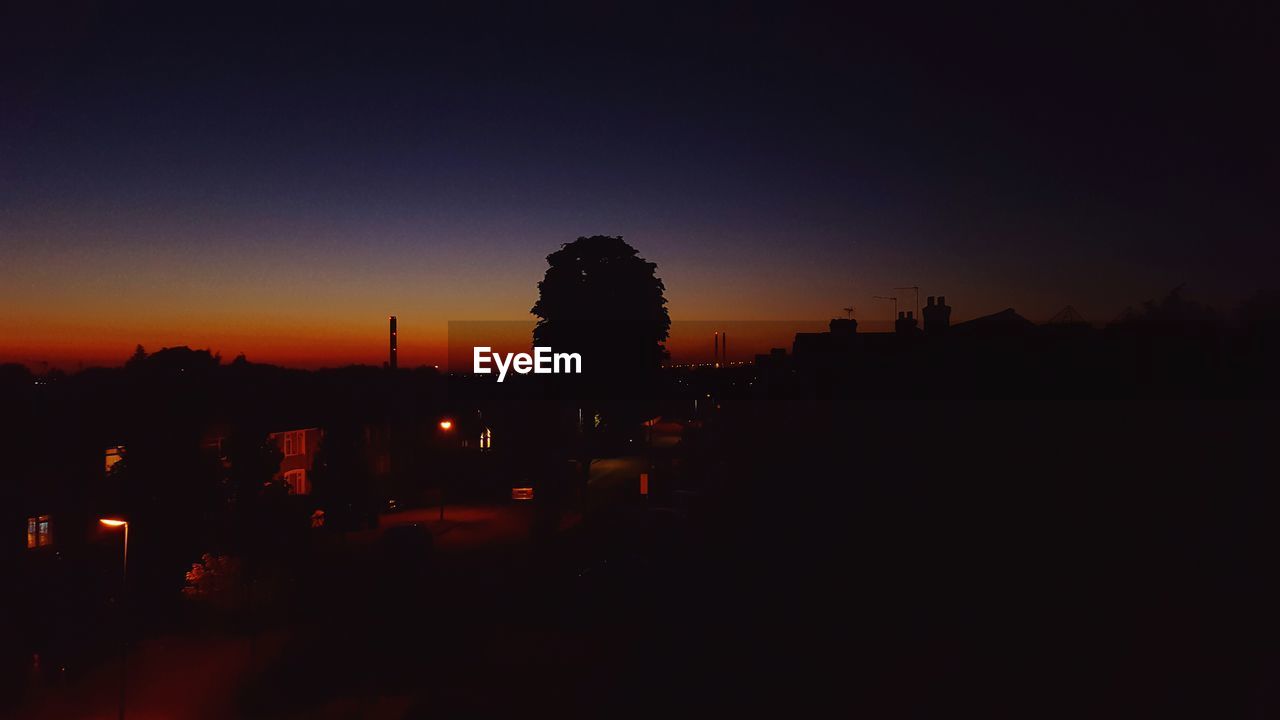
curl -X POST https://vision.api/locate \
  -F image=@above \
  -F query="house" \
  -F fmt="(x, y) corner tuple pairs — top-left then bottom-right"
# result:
(793, 318), (860, 364)
(269, 427), (322, 495)
(949, 308), (1036, 337)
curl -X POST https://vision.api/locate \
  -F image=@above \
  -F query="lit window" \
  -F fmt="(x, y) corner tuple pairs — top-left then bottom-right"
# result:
(479, 427), (492, 450)
(104, 446), (124, 474)
(284, 469), (309, 495)
(26, 515), (52, 549)
(280, 430), (307, 457)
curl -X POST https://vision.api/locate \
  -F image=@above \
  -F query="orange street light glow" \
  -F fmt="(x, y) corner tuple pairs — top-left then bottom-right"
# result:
(438, 419), (453, 431)
(100, 518), (127, 527)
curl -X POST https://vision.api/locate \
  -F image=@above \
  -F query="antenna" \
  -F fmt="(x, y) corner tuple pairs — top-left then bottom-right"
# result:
(873, 296), (898, 320)
(895, 286), (920, 319)
(842, 306), (855, 319)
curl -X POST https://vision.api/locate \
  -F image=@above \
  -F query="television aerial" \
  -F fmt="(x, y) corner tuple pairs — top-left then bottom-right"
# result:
(873, 295), (898, 318)
(895, 286), (920, 319)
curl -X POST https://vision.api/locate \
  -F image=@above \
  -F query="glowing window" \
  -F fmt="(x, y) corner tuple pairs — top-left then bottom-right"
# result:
(284, 469), (309, 495)
(282, 430), (306, 457)
(105, 446), (124, 474)
(480, 427), (492, 450)
(26, 515), (52, 549)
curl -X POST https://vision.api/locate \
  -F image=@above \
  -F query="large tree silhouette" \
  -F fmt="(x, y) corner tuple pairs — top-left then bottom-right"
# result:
(531, 236), (670, 437)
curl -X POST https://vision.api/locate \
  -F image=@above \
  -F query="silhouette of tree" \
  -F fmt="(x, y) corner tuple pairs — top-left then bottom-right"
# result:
(1104, 286), (1226, 381)
(126, 344), (147, 368)
(225, 431), (286, 508)
(311, 420), (375, 530)
(109, 395), (223, 598)
(129, 346), (221, 375)
(1107, 286), (1221, 338)
(531, 235), (670, 437)
(220, 429), (294, 577)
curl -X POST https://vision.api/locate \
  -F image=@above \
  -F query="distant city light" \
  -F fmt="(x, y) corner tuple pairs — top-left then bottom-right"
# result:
(99, 518), (127, 527)
(439, 419), (453, 431)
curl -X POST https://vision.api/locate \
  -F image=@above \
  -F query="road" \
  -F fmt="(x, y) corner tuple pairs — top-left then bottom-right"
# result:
(16, 445), (681, 720)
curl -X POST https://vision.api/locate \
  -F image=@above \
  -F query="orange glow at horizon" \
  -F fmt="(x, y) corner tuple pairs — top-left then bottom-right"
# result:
(0, 314), (453, 371)
(1, 224), (1072, 373)
(2, 315), (949, 372)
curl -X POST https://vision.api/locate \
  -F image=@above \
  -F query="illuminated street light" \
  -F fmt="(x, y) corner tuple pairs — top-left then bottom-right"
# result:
(99, 518), (128, 720)
(99, 519), (129, 574)
(437, 419), (456, 520)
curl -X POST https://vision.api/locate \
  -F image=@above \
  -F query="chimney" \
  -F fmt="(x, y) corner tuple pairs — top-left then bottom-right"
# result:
(895, 310), (919, 335)
(829, 318), (858, 336)
(923, 295), (951, 335)
(389, 315), (398, 370)
(723, 332), (727, 365)
(714, 331), (719, 367)
(927, 296), (936, 307)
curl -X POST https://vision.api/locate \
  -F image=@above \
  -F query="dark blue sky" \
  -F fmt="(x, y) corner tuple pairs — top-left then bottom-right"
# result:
(2, 2), (1276, 366)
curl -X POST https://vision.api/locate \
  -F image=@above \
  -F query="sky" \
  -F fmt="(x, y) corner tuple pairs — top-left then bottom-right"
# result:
(2, 3), (1276, 369)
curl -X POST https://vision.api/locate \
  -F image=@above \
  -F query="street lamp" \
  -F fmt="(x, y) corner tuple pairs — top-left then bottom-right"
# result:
(437, 419), (454, 520)
(99, 518), (128, 720)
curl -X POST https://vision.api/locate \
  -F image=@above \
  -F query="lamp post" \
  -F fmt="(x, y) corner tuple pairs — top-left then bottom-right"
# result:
(99, 518), (128, 720)
(438, 419), (453, 521)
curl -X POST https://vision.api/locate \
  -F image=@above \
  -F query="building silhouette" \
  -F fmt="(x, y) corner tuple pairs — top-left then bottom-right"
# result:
(923, 296), (951, 335)
(894, 311), (919, 335)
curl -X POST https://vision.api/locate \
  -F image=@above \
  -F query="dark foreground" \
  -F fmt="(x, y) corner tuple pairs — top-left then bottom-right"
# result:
(7, 310), (1280, 718)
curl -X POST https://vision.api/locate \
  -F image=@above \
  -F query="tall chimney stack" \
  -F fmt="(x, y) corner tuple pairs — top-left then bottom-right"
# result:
(923, 295), (951, 335)
(714, 331), (719, 368)
(389, 315), (398, 369)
